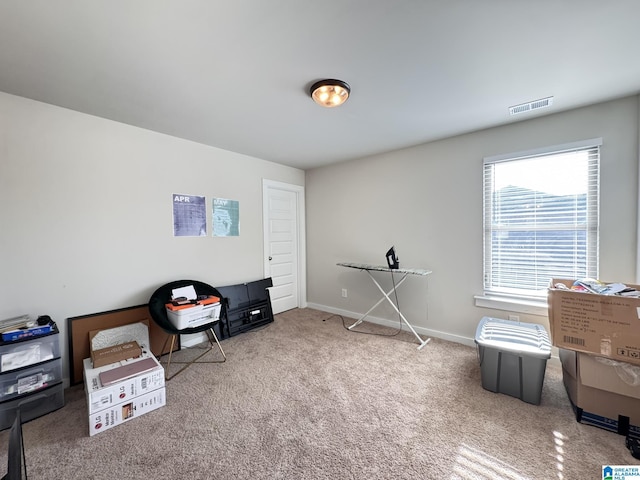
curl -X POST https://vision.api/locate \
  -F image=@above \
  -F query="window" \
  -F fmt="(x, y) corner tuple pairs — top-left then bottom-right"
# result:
(483, 139), (601, 300)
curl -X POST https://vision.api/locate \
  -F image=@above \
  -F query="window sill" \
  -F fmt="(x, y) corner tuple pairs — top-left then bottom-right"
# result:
(474, 295), (548, 317)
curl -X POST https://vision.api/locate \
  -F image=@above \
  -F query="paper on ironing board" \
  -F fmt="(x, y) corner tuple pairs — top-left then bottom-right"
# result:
(172, 285), (197, 300)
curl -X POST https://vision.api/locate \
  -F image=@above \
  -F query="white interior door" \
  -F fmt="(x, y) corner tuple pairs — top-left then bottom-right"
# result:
(263, 180), (306, 314)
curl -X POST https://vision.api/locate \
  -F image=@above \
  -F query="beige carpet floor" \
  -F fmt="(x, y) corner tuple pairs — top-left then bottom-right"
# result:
(0, 308), (636, 479)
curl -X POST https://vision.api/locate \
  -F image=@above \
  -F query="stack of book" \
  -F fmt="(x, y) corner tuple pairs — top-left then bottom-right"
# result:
(0, 315), (54, 342)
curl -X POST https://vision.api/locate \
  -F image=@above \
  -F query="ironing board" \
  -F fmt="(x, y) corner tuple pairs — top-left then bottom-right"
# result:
(337, 262), (432, 350)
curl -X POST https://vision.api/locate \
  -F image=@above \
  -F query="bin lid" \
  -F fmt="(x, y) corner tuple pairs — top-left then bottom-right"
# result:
(474, 317), (551, 359)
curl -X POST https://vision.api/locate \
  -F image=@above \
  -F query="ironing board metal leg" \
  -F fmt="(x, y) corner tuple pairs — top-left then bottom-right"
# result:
(349, 269), (430, 350)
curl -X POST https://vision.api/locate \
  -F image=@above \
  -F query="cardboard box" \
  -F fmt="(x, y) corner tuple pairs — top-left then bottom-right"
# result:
(87, 386), (166, 436)
(560, 349), (640, 438)
(548, 278), (640, 366)
(90, 340), (142, 368)
(166, 302), (221, 330)
(88, 321), (151, 354)
(83, 355), (165, 414)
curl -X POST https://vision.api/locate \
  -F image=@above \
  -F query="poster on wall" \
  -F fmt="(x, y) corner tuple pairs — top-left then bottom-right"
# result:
(212, 198), (240, 237)
(173, 194), (207, 237)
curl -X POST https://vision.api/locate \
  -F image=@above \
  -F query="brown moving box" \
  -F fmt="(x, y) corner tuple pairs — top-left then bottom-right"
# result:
(560, 349), (640, 437)
(548, 278), (640, 366)
(90, 340), (142, 368)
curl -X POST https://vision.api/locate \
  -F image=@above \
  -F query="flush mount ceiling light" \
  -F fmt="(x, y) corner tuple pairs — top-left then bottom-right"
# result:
(310, 79), (350, 107)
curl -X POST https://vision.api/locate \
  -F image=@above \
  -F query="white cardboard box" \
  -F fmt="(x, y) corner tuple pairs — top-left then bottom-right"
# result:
(88, 386), (166, 436)
(83, 355), (165, 414)
(166, 302), (221, 330)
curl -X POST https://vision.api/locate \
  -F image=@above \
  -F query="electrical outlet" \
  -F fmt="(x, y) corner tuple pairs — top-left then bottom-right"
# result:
(342, 288), (348, 298)
(508, 314), (520, 322)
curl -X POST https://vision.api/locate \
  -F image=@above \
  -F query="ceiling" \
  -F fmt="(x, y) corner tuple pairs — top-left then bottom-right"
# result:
(1, 1), (640, 171)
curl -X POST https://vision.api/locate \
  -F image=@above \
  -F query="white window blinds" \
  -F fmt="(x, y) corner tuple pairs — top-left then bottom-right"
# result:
(483, 139), (601, 299)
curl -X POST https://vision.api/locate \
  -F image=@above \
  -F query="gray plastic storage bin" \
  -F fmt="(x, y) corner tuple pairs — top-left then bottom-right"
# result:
(0, 382), (64, 430)
(475, 317), (551, 405)
(0, 358), (63, 402)
(0, 334), (60, 372)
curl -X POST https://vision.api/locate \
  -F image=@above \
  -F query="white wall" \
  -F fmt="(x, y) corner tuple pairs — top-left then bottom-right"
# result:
(305, 96), (639, 346)
(2, 91), (638, 380)
(0, 92), (304, 381)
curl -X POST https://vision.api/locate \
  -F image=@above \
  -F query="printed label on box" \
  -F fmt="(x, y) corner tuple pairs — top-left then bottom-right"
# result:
(17, 373), (45, 395)
(549, 279), (640, 366)
(88, 387), (165, 436)
(91, 340), (142, 368)
(83, 356), (165, 414)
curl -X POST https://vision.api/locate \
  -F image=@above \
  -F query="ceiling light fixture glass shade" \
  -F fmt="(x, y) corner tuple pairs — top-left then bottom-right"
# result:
(310, 79), (350, 107)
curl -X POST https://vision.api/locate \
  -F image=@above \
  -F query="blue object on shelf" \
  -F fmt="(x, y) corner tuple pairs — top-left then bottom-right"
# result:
(2, 324), (54, 342)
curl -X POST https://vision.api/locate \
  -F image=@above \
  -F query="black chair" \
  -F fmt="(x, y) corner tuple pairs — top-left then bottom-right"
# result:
(148, 280), (226, 380)
(2, 410), (26, 480)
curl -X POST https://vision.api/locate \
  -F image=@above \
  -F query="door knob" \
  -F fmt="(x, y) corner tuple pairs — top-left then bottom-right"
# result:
(268, 256), (272, 261)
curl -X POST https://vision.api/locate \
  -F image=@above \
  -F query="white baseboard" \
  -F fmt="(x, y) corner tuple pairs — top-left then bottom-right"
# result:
(179, 305), (560, 365)
(305, 302), (476, 348)
(304, 302), (560, 365)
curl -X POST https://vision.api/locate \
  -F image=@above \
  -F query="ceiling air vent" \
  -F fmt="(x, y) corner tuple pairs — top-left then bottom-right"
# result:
(509, 96), (554, 116)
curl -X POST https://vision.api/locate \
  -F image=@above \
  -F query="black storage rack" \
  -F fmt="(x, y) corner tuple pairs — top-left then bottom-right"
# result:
(217, 278), (274, 338)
